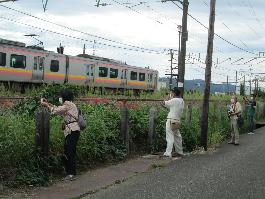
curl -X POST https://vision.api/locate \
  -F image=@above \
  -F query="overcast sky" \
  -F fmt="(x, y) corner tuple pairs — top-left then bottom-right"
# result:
(0, 0), (265, 85)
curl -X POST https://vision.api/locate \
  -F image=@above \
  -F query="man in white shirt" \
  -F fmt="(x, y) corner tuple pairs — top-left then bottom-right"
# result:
(163, 87), (185, 158)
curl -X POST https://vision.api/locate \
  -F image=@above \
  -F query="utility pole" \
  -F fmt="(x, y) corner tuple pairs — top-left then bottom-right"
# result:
(200, 0), (216, 151)
(235, 71), (238, 94)
(249, 79), (252, 95)
(169, 49), (174, 89)
(256, 79), (259, 95)
(227, 75), (229, 94)
(178, 0), (189, 97)
(243, 75), (246, 96)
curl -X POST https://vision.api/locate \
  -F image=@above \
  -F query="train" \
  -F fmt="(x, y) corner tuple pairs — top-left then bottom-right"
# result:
(0, 38), (158, 93)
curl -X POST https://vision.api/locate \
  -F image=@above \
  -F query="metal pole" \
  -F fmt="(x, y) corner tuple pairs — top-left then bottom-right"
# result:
(235, 71), (238, 94)
(227, 75), (229, 94)
(178, 0), (189, 97)
(249, 79), (252, 95)
(200, 0), (216, 151)
(243, 75), (246, 95)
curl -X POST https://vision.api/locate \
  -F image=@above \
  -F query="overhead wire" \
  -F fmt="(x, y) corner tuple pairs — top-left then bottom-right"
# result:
(170, 0), (258, 56)
(0, 4), (166, 54)
(0, 15), (168, 55)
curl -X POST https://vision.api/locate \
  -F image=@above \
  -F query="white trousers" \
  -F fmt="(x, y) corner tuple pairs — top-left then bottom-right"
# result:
(164, 119), (183, 156)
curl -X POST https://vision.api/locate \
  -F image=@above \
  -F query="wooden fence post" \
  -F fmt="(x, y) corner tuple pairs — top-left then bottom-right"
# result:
(120, 101), (130, 154)
(36, 107), (50, 156)
(148, 107), (157, 151)
(187, 103), (192, 125)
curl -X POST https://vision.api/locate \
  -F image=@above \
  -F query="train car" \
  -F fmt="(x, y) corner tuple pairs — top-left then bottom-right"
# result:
(0, 38), (158, 93)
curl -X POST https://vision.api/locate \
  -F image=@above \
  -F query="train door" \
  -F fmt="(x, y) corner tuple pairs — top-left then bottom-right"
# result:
(147, 74), (152, 89)
(32, 56), (44, 81)
(121, 69), (128, 87)
(85, 64), (95, 86)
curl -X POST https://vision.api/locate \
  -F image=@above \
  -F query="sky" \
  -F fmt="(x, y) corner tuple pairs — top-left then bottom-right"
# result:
(0, 0), (265, 86)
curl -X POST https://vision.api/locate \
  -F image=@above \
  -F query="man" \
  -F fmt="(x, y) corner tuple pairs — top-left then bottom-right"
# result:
(163, 87), (185, 158)
(244, 95), (256, 135)
(228, 96), (242, 145)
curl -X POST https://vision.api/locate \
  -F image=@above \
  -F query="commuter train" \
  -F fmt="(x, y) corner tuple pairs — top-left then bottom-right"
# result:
(0, 38), (158, 93)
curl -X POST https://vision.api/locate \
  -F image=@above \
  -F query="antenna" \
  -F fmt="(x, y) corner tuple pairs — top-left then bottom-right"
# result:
(83, 44), (86, 54)
(42, 0), (48, 12)
(92, 40), (96, 56)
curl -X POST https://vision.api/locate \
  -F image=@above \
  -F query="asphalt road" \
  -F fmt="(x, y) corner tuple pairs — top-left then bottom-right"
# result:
(85, 127), (265, 199)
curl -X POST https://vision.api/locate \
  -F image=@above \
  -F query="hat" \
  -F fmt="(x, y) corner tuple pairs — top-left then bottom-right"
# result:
(171, 87), (181, 96)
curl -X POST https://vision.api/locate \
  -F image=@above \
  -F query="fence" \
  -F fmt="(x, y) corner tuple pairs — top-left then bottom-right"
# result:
(35, 99), (265, 155)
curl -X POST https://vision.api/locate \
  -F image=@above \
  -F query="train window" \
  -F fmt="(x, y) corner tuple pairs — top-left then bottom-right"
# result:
(10, 54), (26, 69)
(91, 65), (94, 76)
(39, 57), (44, 70)
(99, 67), (108, 77)
(131, 71), (137, 80)
(86, 65), (90, 76)
(34, 57), (38, 70)
(110, 68), (118, 78)
(50, 60), (59, 72)
(139, 73), (146, 81)
(150, 74), (153, 82)
(0, 52), (6, 66)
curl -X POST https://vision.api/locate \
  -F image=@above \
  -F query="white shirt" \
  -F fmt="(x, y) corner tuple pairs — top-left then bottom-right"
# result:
(165, 97), (184, 121)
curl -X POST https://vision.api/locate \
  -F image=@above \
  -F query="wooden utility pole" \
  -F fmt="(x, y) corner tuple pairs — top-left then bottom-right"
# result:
(200, 0), (216, 151)
(178, 0), (189, 97)
(169, 49), (174, 89)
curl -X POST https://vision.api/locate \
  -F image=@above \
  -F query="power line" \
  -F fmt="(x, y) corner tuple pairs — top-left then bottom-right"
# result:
(108, 0), (163, 24)
(0, 4), (165, 54)
(0, 16), (167, 55)
(170, 0), (258, 56)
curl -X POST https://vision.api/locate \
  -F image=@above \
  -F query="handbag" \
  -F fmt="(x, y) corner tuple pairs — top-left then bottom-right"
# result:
(68, 107), (87, 131)
(170, 119), (181, 131)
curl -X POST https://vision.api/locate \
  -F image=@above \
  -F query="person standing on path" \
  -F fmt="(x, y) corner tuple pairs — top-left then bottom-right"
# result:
(163, 87), (185, 158)
(244, 95), (256, 135)
(228, 96), (242, 145)
(41, 89), (80, 181)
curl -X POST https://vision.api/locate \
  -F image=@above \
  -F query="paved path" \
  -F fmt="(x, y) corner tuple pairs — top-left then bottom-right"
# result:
(85, 127), (265, 199)
(2, 155), (172, 199)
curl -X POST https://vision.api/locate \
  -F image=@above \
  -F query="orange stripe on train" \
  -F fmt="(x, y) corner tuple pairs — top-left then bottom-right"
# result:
(0, 68), (32, 76)
(95, 78), (122, 84)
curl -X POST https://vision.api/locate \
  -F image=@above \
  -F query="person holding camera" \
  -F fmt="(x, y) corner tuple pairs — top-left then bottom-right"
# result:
(228, 96), (242, 145)
(163, 87), (184, 158)
(244, 95), (257, 135)
(41, 89), (80, 181)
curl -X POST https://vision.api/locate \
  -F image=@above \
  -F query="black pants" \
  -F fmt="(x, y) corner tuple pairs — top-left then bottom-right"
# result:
(64, 131), (80, 175)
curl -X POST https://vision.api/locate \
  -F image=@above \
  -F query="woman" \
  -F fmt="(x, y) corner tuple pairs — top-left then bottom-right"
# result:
(41, 89), (80, 181)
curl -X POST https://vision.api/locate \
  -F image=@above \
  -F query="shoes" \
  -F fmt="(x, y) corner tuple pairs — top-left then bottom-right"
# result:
(248, 132), (254, 135)
(172, 152), (185, 158)
(234, 143), (239, 146)
(63, 175), (76, 181)
(161, 152), (172, 158)
(228, 141), (234, 144)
